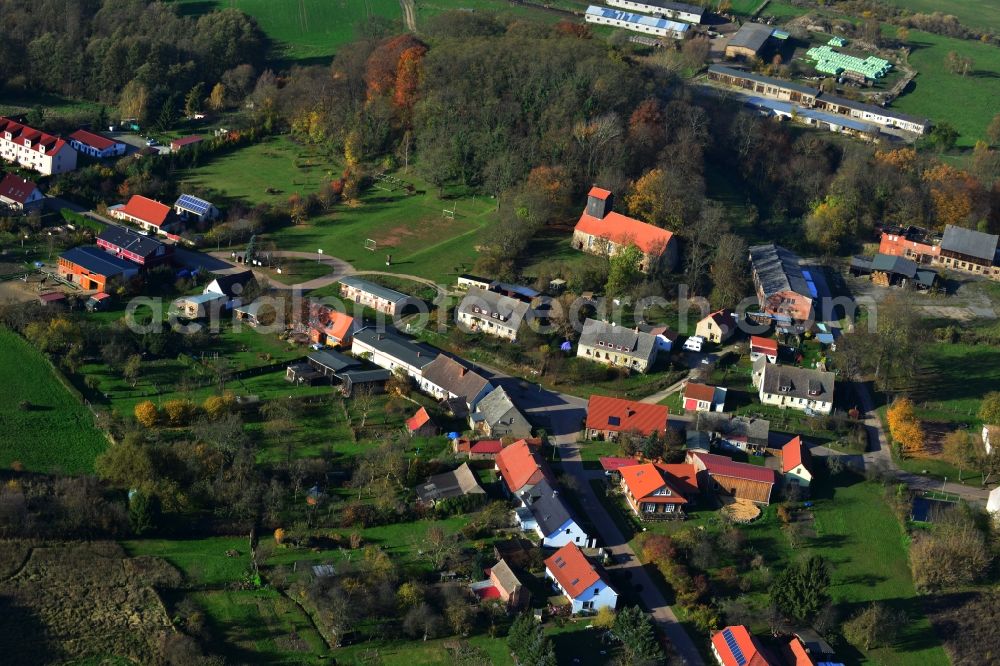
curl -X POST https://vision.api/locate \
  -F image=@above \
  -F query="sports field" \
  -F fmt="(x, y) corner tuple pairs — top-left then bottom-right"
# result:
(0, 328), (107, 473)
(180, 137), (496, 284)
(890, 27), (1000, 146)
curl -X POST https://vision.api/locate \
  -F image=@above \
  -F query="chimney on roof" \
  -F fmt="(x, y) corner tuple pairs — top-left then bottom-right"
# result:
(460, 367), (467, 376)
(586, 188), (613, 220)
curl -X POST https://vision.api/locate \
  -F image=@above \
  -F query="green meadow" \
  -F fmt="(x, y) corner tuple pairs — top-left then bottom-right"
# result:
(0, 328), (107, 473)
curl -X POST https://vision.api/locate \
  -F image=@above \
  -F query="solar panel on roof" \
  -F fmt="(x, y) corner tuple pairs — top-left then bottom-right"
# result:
(176, 194), (211, 216)
(723, 628), (747, 666)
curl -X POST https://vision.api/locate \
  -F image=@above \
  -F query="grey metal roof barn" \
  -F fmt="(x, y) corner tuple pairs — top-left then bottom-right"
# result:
(728, 22), (774, 53)
(415, 463), (486, 503)
(473, 386), (532, 438)
(940, 225), (999, 263)
(749, 244), (811, 298)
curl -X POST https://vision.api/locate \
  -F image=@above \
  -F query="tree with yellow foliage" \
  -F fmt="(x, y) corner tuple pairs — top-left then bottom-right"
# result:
(134, 400), (159, 428)
(887, 397), (924, 456)
(163, 399), (198, 427)
(922, 162), (978, 230)
(203, 393), (235, 419)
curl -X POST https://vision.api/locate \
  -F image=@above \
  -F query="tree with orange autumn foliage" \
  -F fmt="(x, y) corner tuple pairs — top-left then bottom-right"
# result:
(887, 397), (925, 456)
(922, 162), (979, 230)
(393, 45), (427, 116)
(365, 34), (426, 101)
(874, 148), (918, 173)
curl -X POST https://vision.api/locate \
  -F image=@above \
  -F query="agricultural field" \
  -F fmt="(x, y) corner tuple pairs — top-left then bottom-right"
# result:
(0, 541), (178, 665)
(886, 0), (1000, 33)
(891, 27), (1000, 146)
(0, 328), (107, 474)
(0, 89), (102, 118)
(169, 0), (405, 63)
(179, 136), (497, 284)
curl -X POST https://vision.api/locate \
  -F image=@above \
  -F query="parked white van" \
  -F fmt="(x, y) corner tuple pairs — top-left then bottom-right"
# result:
(683, 336), (705, 352)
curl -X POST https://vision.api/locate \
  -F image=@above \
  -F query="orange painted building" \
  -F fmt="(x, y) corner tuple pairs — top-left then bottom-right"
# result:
(58, 246), (139, 291)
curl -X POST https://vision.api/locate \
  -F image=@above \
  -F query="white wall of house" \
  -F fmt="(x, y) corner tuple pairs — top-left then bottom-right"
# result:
(351, 339), (426, 381)
(538, 518), (589, 549)
(0, 134), (77, 175)
(759, 388), (833, 415)
(784, 464), (812, 487)
(457, 310), (519, 341)
(577, 343), (655, 373)
(545, 569), (618, 614)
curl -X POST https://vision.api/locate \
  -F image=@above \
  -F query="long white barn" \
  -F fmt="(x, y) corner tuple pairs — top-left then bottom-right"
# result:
(585, 5), (690, 39)
(605, 0), (703, 24)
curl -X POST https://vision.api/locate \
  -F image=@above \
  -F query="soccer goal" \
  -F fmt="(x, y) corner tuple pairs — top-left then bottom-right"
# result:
(442, 208), (455, 219)
(364, 238), (377, 252)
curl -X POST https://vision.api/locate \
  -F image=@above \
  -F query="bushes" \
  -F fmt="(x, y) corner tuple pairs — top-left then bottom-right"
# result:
(162, 399), (198, 426)
(909, 509), (992, 592)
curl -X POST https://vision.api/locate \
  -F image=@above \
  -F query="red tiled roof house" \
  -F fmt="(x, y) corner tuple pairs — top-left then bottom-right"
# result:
(749, 336), (778, 363)
(110, 195), (172, 235)
(0, 174), (43, 210)
(494, 439), (552, 498)
(586, 396), (668, 441)
(618, 463), (694, 521)
(683, 382), (727, 413)
(0, 116), (77, 175)
(712, 625), (777, 666)
(544, 543), (618, 614)
(573, 187), (677, 273)
(781, 436), (812, 488)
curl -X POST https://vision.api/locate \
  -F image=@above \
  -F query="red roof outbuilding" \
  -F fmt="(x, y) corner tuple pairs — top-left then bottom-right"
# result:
(69, 129), (119, 152)
(405, 407), (433, 432)
(750, 335), (778, 355)
(599, 456), (639, 472)
(691, 451), (777, 485)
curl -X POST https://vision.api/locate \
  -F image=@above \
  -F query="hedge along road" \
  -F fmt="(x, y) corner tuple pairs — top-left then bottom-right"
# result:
(208, 250), (447, 298)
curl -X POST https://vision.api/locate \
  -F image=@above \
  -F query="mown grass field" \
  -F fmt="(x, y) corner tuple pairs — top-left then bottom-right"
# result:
(170, 0), (404, 62)
(886, 0), (1000, 33)
(891, 27), (1000, 146)
(179, 136), (496, 284)
(0, 328), (107, 473)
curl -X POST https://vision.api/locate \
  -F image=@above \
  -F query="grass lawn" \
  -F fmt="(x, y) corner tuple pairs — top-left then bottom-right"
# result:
(890, 27), (1000, 146)
(169, 0), (404, 63)
(178, 135), (343, 207)
(190, 588), (328, 665)
(261, 258), (337, 285)
(123, 536), (249, 587)
(885, 0), (1000, 32)
(180, 137), (497, 284)
(0, 328), (107, 473)
(0, 89), (102, 117)
(336, 634), (514, 666)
